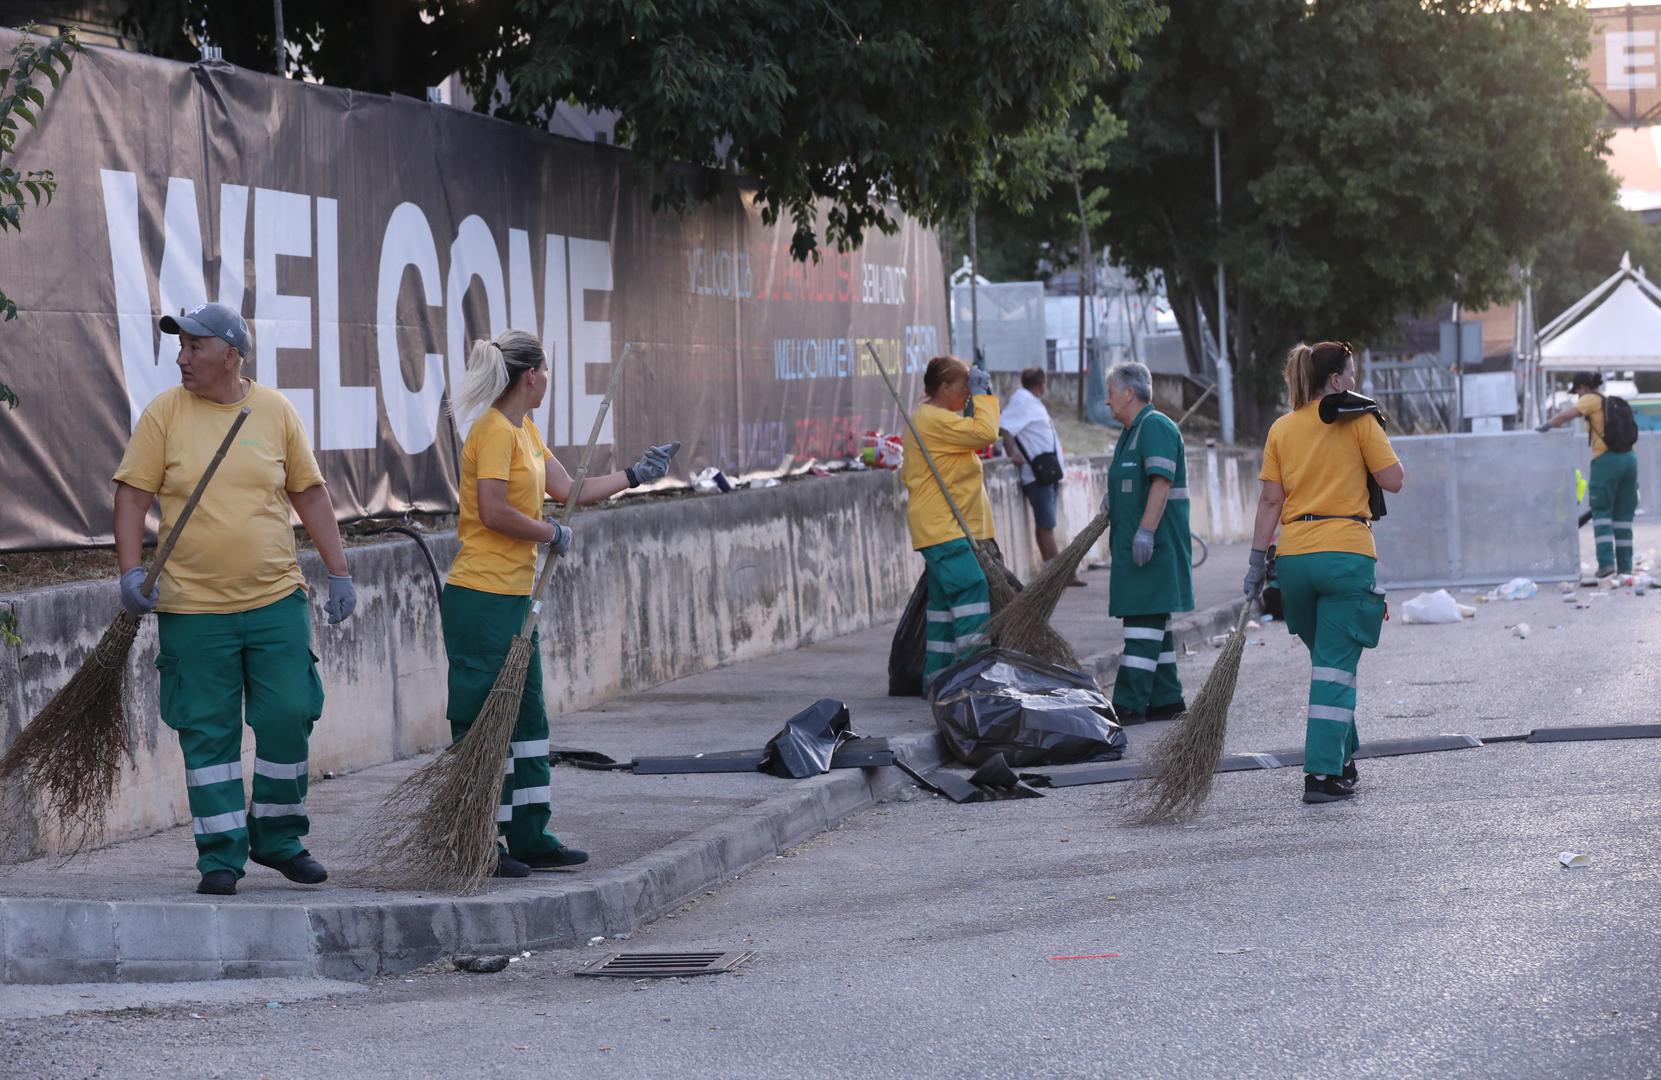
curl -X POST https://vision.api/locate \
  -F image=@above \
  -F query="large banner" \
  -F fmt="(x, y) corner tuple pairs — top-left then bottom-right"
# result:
(1590, 4), (1661, 126)
(0, 36), (944, 551)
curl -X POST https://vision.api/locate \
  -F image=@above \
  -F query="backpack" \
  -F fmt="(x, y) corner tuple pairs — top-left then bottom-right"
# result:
(1599, 393), (1639, 454)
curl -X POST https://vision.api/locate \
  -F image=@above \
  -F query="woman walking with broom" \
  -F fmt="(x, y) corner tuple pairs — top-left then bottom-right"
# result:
(900, 355), (1000, 685)
(446, 331), (678, 877)
(1243, 341), (1404, 805)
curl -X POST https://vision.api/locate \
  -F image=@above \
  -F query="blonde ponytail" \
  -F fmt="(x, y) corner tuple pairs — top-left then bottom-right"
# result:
(1284, 344), (1317, 409)
(450, 330), (547, 427)
(1284, 340), (1354, 409)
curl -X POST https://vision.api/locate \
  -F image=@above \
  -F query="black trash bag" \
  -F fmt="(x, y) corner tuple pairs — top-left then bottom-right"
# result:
(888, 572), (930, 698)
(761, 699), (856, 778)
(928, 648), (1126, 768)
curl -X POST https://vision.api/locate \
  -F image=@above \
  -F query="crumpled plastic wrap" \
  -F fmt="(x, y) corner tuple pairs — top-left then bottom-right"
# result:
(929, 649), (1126, 767)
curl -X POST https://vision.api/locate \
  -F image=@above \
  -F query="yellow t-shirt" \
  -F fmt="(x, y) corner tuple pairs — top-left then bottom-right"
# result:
(113, 381), (325, 615)
(448, 409), (550, 596)
(1575, 394), (1608, 458)
(1260, 401), (1399, 559)
(900, 394), (1000, 549)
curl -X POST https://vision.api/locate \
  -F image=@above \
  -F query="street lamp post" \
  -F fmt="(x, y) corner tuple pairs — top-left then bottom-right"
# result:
(1210, 125), (1235, 445)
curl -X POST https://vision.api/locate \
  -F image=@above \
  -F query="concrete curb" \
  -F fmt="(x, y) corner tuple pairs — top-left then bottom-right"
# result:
(1080, 595), (1253, 690)
(0, 731), (945, 985)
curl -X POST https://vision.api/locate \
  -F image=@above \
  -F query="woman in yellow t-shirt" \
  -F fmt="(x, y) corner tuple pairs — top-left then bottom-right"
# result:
(444, 330), (679, 878)
(1243, 341), (1404, 805)
(899, 355), (1000, 683)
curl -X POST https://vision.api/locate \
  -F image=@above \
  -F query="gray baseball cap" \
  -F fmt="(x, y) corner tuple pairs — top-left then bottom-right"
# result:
(160, 302), (252, 355)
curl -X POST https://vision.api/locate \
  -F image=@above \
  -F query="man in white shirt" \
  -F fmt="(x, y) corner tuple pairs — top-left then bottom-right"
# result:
(1001, 368), (1085, 586)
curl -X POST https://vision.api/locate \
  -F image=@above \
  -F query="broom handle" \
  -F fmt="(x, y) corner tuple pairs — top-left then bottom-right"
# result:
(864, 343), (983, 549)
(141, 407), (251, 594)
(517, 342), (635, 635)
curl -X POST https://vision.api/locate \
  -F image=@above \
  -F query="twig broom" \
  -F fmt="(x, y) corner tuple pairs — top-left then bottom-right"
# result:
(364, 344), (632, 894)
(0, 406), (251, 855)
(1130, 593), (1257, 824)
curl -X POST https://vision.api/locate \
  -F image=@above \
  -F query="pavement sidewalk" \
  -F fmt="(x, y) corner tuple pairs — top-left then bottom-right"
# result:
(0, 538), (1253, 984)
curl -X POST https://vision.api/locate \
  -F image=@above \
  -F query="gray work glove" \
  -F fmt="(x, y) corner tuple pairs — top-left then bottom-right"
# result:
(1243, 549), (1268, 597)
(324, 573), (356, 625)
(1132, 527), (1156, 567)
(1534, 421), (1552, 433)
(626, 441), (682, 487)
(1099, 488), (1111, 516)
(967, 365), (992, 398)
(118, 567), (158, 617)
(546, 520), (573, 557)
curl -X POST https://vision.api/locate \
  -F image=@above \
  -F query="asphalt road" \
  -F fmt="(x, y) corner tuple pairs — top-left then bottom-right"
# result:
(5, 535), (1658, 1079)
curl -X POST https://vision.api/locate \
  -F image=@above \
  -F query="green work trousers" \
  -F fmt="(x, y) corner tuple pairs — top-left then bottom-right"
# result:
(1113, 614), (1183, 715)
(155, 588), (323, 877)
(440, 583), (563, 859)
(1589, 451), (1639, 574)
(921, 537), (991, 682)
(1275, 552), (1386, 778)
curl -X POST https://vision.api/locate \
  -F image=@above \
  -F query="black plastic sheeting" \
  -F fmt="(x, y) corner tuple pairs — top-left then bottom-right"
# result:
(888, 573), (930, 698)
(761, 699), (858, 779)
(929, 649), (1126, 768)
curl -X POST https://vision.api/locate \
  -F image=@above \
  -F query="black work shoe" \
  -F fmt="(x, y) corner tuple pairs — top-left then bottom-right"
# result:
(494, 854), (531, 878)
(1303, 774), (1355, 804)
(1338, 760), (1359, 790)
(520, 847), (589, 870)
(1147, 700), (1187, 722)
(1597, 565), (1618, 579)
(197, 870), (237, 896)
(1114, 709), (1150, 726)
(251, 850), (328, 885)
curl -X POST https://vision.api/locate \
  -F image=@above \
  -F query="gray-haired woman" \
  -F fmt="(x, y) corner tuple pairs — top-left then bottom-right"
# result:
(444, 330), (679, 878)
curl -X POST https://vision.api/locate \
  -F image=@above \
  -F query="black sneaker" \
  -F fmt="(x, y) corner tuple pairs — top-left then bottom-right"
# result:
(1338, 760), (1359, 790)
(519, 847), (589, 870)
(1302, 774), (1355, 804)
(251, 850), (328, 885)
(494, 854), (531, 879)
(1114, 709), (1150, 726)
(197, 870), (237, 896)
(1147, 700), (1187, 722)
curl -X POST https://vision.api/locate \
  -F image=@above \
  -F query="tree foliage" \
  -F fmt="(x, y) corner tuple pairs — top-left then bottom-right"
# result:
(0, 25), (78, 414)
(1090, 0), (1617, 432)
(120, 0), (1163, 260)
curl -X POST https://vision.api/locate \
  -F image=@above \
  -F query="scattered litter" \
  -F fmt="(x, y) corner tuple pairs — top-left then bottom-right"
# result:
(189, 1013), (206, 1020)
(265, 1001), (282, 1009)
(1513, 622), (1532, 640)
(761, 698), (855, 778)
(1401, 590), (1464, 624)
(747, 478), (780, 489)
(1490, 578), (1538, 601)
(454, 955), (511, 974)
(588, 936), (605, 946)
(1215, 947), (1256, 955)
(1259, 614), (1275, 624)
(1246, 620), (1261, 630)
(1559, 851), (1591, 869)
(691, 467), (732, 493)
(1563, 594), (1580, 603)
(1049, 953), (1122, 961)
(1574, 687), (1584, 695)
(1558, 582), (1578, 595)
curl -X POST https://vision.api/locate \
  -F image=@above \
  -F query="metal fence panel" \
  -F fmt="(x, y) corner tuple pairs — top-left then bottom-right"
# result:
(1374, 433), (1582, 588)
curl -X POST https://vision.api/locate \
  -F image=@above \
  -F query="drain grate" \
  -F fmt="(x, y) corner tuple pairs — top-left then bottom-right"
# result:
(576, 950), (755, 978)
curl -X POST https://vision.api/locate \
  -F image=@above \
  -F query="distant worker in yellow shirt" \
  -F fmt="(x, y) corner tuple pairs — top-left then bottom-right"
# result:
(1536, 371), (1640, 578)
(1244, 342), (1404, 805)
(900, 356), (1000, 685)
(113, 302), (354, 896)
(445, 330), (679, 878)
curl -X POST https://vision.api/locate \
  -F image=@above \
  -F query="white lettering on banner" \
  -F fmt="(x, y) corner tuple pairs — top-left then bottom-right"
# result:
(316, 197), (376, 450)
(686, 246), (754, 299)
(861, 263), (908, 305)
(445, 214), (509, 419)
(773, 337), (853, 381)
(903, 323), (939, 374)
(508, 228), (571, 445)
(568, 237), (614, 445)
(376, 201), (446, 455)
(100, 171), (249, 427)
(1608, 31), (1658, 90)
(254, 187), (316, 442)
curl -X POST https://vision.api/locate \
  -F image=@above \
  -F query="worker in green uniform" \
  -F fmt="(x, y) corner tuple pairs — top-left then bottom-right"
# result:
(1102, 361), (1193, 725)
(1244, 341), (1405, 804)
(113, 302), (355, 896)
(447, 329), (679, 878)
(1536, 371), (1639, 578)
(900, 355), (1000, 683)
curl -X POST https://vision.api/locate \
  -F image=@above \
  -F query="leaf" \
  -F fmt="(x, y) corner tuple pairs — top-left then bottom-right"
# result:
(13, 103), (35, 128)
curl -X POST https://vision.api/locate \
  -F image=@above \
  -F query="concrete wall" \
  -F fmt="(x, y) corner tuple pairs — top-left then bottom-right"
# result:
(1, 444), (1260, 859)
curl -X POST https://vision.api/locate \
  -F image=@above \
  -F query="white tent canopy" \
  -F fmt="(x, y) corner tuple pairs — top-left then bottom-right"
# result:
(1539, 252), (1661, 371)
